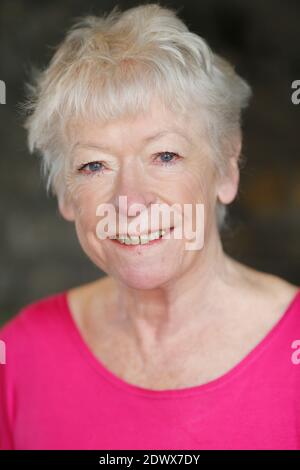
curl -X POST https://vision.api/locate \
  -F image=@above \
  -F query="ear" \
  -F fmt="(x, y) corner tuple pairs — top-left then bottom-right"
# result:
(216, 134), (242, 205)
(58, 192), (75, 222)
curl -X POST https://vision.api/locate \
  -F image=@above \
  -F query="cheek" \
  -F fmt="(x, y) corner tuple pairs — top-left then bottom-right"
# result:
(175, 170), (213, 205)
(65, 170), (112, 201)
(174, 167), (216, 235)
(68, 177), (110, 216)
(70, 187), (103, 235)
(70, 182), (119, 248)
(168, 150), (214, 200)
(74, 211), (97, 248)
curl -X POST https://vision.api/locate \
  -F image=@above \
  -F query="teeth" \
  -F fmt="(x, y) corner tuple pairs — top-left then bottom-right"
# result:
(124, 236), (139, 245)
(141, 230), (160, 242)
(114, 229), (167, 245)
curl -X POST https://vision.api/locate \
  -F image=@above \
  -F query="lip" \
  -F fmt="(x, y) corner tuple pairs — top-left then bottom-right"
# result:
(113, 227), (173, 238)
(109, 227), (174, 250)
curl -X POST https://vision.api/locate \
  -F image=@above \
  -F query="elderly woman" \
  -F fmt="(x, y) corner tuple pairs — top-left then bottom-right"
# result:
(1, 3), (299, 451)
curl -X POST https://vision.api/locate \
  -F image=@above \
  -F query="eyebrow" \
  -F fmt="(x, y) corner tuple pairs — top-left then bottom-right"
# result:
(72, 129), (192, 153)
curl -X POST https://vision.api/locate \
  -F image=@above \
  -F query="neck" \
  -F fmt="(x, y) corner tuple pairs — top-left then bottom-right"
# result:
(110, 230), (241, 354)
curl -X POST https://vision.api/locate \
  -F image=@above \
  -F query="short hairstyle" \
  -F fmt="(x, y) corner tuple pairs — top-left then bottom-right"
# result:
(21, 3), (252, 229)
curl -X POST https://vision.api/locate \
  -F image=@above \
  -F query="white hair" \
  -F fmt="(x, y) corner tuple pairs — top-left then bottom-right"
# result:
(21, 2), (252, 229)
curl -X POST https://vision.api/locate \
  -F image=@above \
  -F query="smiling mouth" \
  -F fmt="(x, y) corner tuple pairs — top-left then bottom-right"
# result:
(109, 227), (174, 246)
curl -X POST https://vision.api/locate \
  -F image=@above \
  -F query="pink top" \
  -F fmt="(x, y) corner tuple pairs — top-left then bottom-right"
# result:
(1, 288), (300, 450)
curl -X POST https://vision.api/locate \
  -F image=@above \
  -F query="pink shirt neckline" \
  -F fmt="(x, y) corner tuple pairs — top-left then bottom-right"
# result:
(59, 287), (300, 399)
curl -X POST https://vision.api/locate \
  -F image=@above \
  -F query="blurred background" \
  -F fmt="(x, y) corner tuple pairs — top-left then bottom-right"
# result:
(0, 0), (299, 325)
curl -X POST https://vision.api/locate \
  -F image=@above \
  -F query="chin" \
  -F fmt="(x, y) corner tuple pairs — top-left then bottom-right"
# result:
(115, 265), (175, 290)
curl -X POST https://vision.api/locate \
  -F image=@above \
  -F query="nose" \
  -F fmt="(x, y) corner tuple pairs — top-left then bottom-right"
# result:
(112, 166), (157, 218)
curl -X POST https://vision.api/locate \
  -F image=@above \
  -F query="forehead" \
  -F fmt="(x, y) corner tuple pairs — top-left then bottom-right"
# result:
(66, 99), (203, 152)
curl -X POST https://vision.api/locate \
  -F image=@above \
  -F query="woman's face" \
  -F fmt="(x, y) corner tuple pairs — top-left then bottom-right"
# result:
(60, 99), (233, 289)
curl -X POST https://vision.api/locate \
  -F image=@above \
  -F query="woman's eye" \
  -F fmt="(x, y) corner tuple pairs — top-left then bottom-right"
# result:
(77, 161), (104, 174)
(154, 151), (181, 165)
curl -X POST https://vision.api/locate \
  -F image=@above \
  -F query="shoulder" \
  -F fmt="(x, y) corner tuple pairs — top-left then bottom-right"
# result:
(227, 256), (300, 330)
(230, 256), (299, 306)
(0, 291), (66, 347)
(253, 268), (299, 317)
(0, 290), (77, 389)
(255, 272), (299, 314)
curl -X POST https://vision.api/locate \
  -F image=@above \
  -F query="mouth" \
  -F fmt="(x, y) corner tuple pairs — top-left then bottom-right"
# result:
(109, 227), (174, 248)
